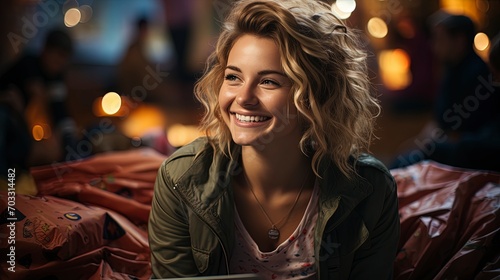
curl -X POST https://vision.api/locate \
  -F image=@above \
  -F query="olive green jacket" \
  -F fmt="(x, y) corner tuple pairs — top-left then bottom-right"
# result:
(149, 138), (400, 279)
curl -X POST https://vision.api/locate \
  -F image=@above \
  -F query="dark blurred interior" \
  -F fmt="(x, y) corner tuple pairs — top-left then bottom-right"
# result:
(1, 0), (500, 176)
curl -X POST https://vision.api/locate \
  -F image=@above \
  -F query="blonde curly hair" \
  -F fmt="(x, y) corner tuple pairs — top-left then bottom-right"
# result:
(195, 0), (380, 177)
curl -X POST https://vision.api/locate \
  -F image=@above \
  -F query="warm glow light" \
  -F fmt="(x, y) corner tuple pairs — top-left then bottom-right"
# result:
(440, 0), (465, 14)
(101, 92), (122, 115)
(31, 124), (52, 141)
(440, 0), (480, 23)
(336, 0), (356, 13)
(379, 49), (412, 90)
(64, 8), (81, 27)
(79, 5), (93, 23)
(93, 96), (129, 117)
(32, 125), (44, 141)
(367, 17), (388, 39)
(121, 105), (165, 138)
(474, 32), (489, 51)
(167, 124), (204, 148)
(393, 49), (411, 69)
(331, 3), (351, 19)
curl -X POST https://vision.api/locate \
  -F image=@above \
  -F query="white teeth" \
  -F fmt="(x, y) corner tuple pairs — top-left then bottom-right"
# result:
(235, 113), (269, 123)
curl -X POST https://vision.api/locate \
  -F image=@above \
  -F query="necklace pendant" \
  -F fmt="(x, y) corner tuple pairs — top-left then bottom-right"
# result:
(268, 227), (280, 240)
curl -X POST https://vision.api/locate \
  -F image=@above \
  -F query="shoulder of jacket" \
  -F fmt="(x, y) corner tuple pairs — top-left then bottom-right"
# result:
(354, 153), (396, 189)
(355, 153), (390, 175)
(160, 137), (212, 181)
(165, 137), (209, 163)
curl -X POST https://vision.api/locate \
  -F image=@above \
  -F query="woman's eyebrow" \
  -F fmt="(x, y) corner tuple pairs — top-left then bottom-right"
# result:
(225, 65), (287, 77)
(257, 70), (288, 77)
(225, 65), (242, 72)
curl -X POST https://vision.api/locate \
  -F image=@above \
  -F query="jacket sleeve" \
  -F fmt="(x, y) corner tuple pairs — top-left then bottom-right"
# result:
(349, 171), (400, 279)
(148, 161), (199, 278)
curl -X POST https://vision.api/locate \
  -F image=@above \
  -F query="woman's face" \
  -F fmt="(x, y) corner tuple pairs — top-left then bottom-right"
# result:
(219, 34), (301, 149)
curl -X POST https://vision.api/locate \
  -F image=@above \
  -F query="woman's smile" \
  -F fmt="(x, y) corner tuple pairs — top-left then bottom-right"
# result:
(231, 112), (272, 128)
(234, 113), (270, 123)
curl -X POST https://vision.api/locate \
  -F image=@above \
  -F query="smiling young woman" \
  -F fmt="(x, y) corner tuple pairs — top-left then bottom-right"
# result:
(219, 34), (300, 150)
(148, 0), (400, 279)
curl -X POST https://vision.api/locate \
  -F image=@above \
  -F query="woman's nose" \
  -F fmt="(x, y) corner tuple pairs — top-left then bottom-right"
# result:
(235, 83), (258, 107)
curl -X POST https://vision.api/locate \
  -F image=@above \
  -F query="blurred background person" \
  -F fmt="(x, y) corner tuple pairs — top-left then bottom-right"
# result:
(391, 15), (500, 171)
(431, 14), (495, 135)
(117, 16), (154, 99)
(162, 0), (196, 84)
(0, 28), (77, 178)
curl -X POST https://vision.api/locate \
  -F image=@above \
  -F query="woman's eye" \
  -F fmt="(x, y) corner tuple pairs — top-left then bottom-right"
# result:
(224, 74), (238, 81)
(261, 79), (280, 86)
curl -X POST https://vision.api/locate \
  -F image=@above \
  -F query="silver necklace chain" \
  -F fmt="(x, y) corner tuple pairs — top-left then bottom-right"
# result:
(242, 171), (310, 240)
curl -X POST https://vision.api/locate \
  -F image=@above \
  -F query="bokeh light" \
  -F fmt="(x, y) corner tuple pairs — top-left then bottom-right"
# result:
(32, 124), (51, 141)
(474, 32), (489, 51)
(101, 92), (122, 115)
(440, 0), (479, 24)
(336, 0), (356, 13)
(121, 104), (165, 138)
(32, 125), (44, 141)
(167, 124), (204, 148)
(64, 8), (81, 27)
(379, 49), (412, 91)
(79, 5), (93, 23)
(367, 17), (388, 39)
(331, 2), (351, 20)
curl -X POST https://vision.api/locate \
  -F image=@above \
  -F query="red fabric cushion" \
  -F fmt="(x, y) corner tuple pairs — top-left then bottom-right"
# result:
(392, 161), (500, 280)
(0, 193), (150, 279)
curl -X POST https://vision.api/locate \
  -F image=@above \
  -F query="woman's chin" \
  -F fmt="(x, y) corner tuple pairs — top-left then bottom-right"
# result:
(231, 135), (261, 147)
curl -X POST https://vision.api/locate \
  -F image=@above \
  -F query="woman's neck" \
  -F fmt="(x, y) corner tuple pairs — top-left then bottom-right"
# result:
(240, 144), (313, 198)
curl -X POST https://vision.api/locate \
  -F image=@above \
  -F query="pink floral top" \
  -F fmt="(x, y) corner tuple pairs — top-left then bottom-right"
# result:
(230, 182), (320, 279)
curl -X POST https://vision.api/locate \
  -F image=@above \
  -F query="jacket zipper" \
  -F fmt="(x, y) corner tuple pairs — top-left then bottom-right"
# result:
(173, 183), (230, 275)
